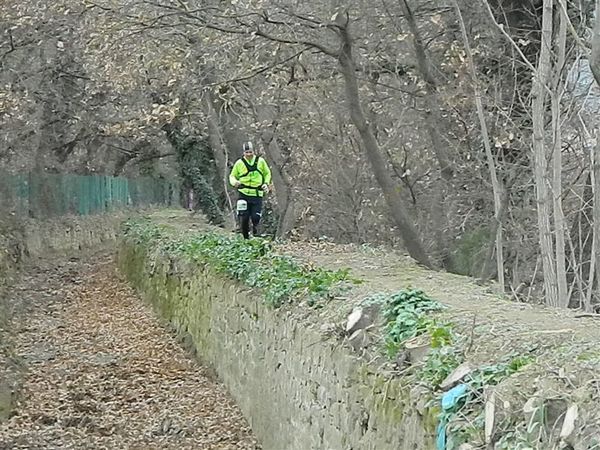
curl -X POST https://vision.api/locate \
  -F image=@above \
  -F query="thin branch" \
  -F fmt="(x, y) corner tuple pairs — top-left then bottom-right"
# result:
(1, 30), (18, 61)
(481, 0), (555, 97)
(57, 69), (91, 81)
(480, 1), (538, 74)
(205, 48), (308, 86)
(6, 29), (14, 53)
(289, 12), (326, 28)
(105, 143), (137, 155)
(132, 152), (177, 164)
(455, 0), (506, 289)
(252, 25), (338, 57)
(556, 0), (590, 53)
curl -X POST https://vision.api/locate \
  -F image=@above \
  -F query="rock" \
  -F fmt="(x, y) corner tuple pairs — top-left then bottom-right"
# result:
(440, 363), (473, 391)
(348, 329), (370, 352)
(394, 350), (410, 370)
(404, 337), (430, 364)
(345, 304), (380, 335)
(485, 392), (496, 445)
(559, 403), (578, 441)
(346, 308), (364, 334)
(412, 386), (430, 416)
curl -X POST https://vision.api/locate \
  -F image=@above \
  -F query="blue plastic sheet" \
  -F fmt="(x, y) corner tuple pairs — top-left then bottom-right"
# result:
(436, 384), (469, 450)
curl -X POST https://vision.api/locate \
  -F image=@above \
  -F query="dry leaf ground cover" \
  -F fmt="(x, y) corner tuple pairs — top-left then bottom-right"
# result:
(0, 248), (259, 450)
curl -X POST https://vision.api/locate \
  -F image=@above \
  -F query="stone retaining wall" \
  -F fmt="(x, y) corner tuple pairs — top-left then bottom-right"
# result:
(118, 241), (437, 450)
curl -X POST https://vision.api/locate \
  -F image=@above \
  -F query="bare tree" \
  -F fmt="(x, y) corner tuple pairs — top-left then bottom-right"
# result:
(398, 0), (453, 265)
(187, 3), (435, 266)
(334, 10), (432, 267)
(591, 0), (600, 85)
(526, 0), (573, 308)
(550, 6), (569, 307)
(453, 0), (506, 291)
(588, 0), (600, 310)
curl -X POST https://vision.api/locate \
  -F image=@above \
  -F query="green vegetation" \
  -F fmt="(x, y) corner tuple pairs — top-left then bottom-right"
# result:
(362, 289), (450, 361)
(362, 288), (534, 449)
(448, 227), (489, 276)
(164, 127), (225, 225)
(123, 218), (359, 307)
(440, 354), (534, 449)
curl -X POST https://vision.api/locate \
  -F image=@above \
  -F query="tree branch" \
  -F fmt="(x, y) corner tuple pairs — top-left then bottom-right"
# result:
(205, 48), (308, 86)
(132, 152), (176, 164)
(481, 0), (554, 96)
(1, 30), (19, 61)
(252, 25), (338, 57)
(480, 0), (538, 74)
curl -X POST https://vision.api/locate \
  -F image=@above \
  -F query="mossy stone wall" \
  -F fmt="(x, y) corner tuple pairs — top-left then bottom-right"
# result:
(118, 241), (436, 450)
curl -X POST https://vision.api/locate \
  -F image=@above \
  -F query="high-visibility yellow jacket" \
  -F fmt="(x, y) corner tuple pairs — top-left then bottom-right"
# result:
(229, 156), (272, 197)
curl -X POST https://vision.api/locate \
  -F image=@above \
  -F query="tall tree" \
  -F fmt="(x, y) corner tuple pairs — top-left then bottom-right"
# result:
(334, 9), (432, 267)
(530, 0), (568, 307)
(588, 0), (600, 310)
(453, 0), (506, 290)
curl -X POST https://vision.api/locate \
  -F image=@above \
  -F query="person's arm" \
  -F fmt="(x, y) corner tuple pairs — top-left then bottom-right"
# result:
(259, 158), (272, 185)
(229, 161), (242, 187)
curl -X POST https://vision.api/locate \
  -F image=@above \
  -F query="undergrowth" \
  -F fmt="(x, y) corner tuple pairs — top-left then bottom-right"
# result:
(123, 218), (360, 307)
(362, 289), (534, 449)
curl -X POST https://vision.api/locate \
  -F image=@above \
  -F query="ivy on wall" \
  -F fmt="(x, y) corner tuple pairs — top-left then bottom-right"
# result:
(164, 125), (225, 225)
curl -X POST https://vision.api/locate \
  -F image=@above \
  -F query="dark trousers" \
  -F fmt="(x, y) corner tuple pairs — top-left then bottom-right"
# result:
(237, 193), (263, 239)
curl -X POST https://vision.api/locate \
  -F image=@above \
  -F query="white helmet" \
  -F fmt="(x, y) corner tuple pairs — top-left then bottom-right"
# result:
(242, 141), (254, 152)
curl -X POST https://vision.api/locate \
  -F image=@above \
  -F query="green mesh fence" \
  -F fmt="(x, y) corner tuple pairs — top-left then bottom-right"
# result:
(0, 172), (178, 218)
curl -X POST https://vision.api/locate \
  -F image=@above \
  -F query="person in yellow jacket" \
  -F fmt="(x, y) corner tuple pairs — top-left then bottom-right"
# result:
(229, 141), (272, 239)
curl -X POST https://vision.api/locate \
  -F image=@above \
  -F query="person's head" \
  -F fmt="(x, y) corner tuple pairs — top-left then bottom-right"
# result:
(242, 141), (254, 160)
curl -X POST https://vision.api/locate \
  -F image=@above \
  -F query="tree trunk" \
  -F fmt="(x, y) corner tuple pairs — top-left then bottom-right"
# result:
(590, 0), (600, 85)
(479, 191), (509, 281)
(454, 0), (506, 290)
(400, 0), (453, 181)
(268, 141), (297, 238)
(551, 6), (568, 307)
(252, 104), (297, 237)
(205, 94), (235, 223)
(336, 14), (433, 268)
(588, 0), (600, 311)
(400, 0), (453, 266)
(532, 0), (559, 307)
(568, 172), (592, 308)
(592, 140), (600, 310)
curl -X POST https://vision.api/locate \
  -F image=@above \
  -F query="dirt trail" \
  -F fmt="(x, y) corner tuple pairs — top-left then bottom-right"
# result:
(0, 249), (259, 450)
(151, 209), (600, 343)
(285, 240), (600, 337)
